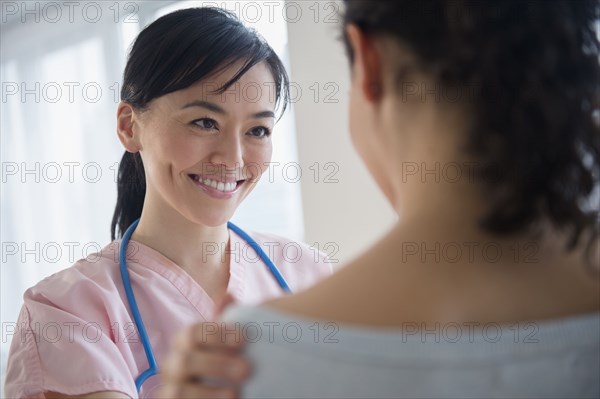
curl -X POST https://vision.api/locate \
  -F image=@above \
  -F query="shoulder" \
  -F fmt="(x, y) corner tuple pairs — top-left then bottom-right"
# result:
(221, 303), (265, 324)
(6, 242), (142, 399)
(221, 303), (339, 350)
(221, 303), (314, 339)
(24, 241), (123, 314)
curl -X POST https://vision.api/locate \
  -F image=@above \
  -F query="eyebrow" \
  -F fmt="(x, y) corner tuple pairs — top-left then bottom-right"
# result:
(181, 100), (275, 119)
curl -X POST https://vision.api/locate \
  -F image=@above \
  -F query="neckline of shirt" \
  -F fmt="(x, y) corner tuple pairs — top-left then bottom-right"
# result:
(111, 228), (247, 320)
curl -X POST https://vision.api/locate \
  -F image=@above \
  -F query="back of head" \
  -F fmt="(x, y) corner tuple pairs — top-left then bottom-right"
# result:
(342, 0), (600, 255)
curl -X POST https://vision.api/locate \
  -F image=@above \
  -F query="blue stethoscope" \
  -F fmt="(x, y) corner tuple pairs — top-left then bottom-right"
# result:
(119, 218), (291, 393)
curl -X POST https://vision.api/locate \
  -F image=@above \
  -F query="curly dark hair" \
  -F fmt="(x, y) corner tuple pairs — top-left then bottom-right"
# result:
(342, 0), (600, 252)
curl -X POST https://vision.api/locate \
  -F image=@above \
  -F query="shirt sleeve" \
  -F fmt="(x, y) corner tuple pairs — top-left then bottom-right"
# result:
(4, 293), (137, 398)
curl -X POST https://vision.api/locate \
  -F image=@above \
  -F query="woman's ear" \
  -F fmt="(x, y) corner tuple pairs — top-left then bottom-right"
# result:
(116, 101), (142, 152)
(345, 24), (384, 103)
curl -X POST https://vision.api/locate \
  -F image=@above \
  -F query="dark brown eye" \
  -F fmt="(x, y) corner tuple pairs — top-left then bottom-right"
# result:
(193, 118), (217, 130)
(249, 126), (271, 138)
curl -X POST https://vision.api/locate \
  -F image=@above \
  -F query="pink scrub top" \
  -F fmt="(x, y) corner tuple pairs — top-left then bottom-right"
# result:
(5, 228), (333, 399)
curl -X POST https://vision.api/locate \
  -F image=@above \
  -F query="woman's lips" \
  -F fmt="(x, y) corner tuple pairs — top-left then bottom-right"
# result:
(188, 174), (244, 199)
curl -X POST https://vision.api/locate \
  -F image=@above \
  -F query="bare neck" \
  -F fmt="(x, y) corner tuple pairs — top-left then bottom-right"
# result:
(270, 220), (599, 328)
(130, 200), (230, 273)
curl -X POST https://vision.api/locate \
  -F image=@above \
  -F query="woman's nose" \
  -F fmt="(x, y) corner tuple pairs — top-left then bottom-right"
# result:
(207, 132), (244, 171)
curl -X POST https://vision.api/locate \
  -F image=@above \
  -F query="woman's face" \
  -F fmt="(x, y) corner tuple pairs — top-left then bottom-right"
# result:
(133, 61), (277, 227)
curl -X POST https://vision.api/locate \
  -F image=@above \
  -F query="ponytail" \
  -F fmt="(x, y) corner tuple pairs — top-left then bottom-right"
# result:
(111, 151), (146, 240)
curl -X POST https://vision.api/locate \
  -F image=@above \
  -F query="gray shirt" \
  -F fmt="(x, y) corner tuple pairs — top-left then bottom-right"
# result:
(222, 305), (600, 398)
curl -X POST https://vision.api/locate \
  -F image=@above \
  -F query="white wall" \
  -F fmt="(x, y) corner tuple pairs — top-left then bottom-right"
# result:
(285, 0), (396, 264)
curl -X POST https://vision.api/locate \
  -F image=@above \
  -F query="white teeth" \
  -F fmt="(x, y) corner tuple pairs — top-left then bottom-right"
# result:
(193, 175), (237, 193)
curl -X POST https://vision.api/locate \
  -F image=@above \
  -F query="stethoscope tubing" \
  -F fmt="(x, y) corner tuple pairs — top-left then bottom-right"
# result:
(119, 219), (291, 393)
(119, 219), (159, 392)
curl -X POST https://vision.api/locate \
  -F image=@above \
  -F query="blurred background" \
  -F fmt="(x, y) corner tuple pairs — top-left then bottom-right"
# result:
(0, 0), (396, 390)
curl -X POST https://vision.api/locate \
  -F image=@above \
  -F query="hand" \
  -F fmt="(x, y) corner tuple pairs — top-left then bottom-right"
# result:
(159, 294), (251, 398)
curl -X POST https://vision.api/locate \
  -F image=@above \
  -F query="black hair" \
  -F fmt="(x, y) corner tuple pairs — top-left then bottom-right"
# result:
(342, 0), (600, 252)
(111, 7), (290, 240)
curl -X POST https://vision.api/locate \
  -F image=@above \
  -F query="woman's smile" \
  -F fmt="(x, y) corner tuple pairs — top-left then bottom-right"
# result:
(188, 173), (246, 199)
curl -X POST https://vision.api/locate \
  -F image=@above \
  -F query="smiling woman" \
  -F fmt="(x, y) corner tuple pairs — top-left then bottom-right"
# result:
(4, 7), (332, 399)
(116, 59), (279, 229)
